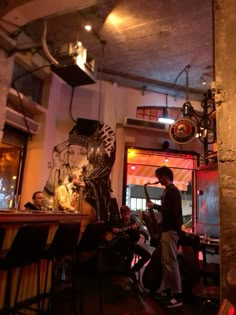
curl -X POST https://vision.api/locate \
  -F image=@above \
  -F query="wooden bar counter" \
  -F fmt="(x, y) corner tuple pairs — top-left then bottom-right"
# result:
(0, 210), (88, 312)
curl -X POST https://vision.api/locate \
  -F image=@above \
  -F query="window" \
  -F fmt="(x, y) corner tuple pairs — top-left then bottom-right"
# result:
(136, 106), (163, 121)
(12, 63), (44, 104)
(0, 125), (28, 209)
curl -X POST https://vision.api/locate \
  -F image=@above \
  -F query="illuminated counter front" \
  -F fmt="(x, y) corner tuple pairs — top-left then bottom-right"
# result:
(0, 210), (89, 311)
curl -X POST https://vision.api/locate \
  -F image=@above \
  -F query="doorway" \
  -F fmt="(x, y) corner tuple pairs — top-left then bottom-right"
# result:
(123, 147), (199, 224)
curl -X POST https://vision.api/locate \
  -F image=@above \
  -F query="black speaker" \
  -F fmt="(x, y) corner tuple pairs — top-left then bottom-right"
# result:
(76, 118), (99, 137)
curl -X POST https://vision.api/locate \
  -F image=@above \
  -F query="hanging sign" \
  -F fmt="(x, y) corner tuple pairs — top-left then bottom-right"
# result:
(169, 118), (197, 144)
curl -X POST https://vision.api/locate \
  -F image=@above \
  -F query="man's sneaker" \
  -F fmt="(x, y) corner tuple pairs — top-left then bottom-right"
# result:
(153, 291), (169, 301)
(122, 283), (132, 292)
(163, 297), (183, 308)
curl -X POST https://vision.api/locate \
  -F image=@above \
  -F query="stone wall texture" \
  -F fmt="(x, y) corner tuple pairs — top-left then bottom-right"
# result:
(214, 0), (236, 299)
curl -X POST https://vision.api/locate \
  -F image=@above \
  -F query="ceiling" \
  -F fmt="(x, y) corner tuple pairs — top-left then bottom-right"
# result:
(0, 0), (214, 101)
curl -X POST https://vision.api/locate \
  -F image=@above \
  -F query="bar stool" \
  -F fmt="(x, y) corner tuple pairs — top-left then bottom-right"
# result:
(42, 222), (81, 314)
(0, 223), (49, 315)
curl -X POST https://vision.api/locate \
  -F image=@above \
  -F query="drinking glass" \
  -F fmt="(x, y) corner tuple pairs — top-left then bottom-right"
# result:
(204, 227), (209, 242)
(14, 195), (21, 211)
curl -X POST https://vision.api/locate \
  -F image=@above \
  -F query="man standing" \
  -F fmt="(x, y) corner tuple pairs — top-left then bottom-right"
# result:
(54, 179), (74, 211)
(147, 166), (183, 308)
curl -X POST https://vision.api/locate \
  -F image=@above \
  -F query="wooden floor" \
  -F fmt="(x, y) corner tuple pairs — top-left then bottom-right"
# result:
(48, 238), (220, 315)
(50, 272), (220, 315)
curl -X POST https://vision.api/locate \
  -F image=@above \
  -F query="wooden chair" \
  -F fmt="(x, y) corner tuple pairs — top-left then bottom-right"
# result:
(0, 223), (49, 315)
(77, 222), (108, 315)
(42, 222), (81, 315)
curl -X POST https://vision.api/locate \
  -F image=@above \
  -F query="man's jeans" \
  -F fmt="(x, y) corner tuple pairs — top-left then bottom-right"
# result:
(159, 230), (182, 295)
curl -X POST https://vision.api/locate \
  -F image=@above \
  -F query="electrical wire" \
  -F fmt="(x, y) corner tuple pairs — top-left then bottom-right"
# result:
(69, 87), (76, 123)
(12, 64), (51, 84)
(98, 41), (106, 121)
(169, 64), (191, 90)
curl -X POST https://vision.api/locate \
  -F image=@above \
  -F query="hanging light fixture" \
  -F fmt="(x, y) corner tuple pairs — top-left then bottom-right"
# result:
(169, 65), (216, 145)
(158, 94), (175, 124)
(169, 65), (198, 144)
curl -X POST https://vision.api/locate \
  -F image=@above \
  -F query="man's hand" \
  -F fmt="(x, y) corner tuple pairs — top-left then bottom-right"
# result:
(131, 223), (139, 230)
(112, 227), (120, 234)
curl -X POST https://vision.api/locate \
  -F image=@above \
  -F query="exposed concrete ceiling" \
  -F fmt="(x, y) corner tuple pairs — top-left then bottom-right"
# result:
(0, 0), (214, 101)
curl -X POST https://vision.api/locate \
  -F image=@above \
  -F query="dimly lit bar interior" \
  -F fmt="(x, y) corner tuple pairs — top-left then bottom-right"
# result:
(0, 1), (236, 314)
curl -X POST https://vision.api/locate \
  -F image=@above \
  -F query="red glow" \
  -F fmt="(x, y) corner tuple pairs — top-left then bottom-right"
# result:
(131, 165), (136, 170)
(228, 306), (235, 315)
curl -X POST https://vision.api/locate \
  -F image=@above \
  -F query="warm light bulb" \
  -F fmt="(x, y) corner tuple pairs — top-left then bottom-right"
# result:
(128, 149), (136, 157)
(84, 24), (92, 31)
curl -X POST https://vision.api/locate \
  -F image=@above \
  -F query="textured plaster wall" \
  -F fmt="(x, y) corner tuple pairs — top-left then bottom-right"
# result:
(0, 49), (14, 142)
(214, 0), (236, 299)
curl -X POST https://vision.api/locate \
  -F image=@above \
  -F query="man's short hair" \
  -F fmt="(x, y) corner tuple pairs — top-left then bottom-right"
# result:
(32, 191), (43, 200)
(155, 166), (174, 181)
(58, 179), (63, 186)
(68, 174), (77, 183)
(120, 205), (131, 214)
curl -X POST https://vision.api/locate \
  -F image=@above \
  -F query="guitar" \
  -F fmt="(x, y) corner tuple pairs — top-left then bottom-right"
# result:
(104, 223), (139, 245)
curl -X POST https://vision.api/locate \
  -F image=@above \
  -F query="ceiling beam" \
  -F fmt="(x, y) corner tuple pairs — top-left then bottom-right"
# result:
(100, 68), (204, 101)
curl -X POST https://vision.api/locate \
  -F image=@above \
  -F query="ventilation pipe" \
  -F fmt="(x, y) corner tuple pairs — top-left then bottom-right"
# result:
(41, 20), (59, 65)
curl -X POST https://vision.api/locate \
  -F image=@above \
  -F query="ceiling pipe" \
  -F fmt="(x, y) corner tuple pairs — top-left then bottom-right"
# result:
(41, 20), (59, 65)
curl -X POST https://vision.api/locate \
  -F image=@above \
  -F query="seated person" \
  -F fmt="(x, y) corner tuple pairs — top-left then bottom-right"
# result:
(54, 179), (75, 211)
(108, 205), (151, 285)
(24, 191), (46, 210)
(67, 173), (80, 203)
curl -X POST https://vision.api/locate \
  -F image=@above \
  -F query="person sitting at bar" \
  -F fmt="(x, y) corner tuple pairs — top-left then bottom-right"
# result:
(24, 191), (47, 211)
(67, 174), (79, 202)
(108, 205), (151, 289)
(54, 179), (75, 211)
